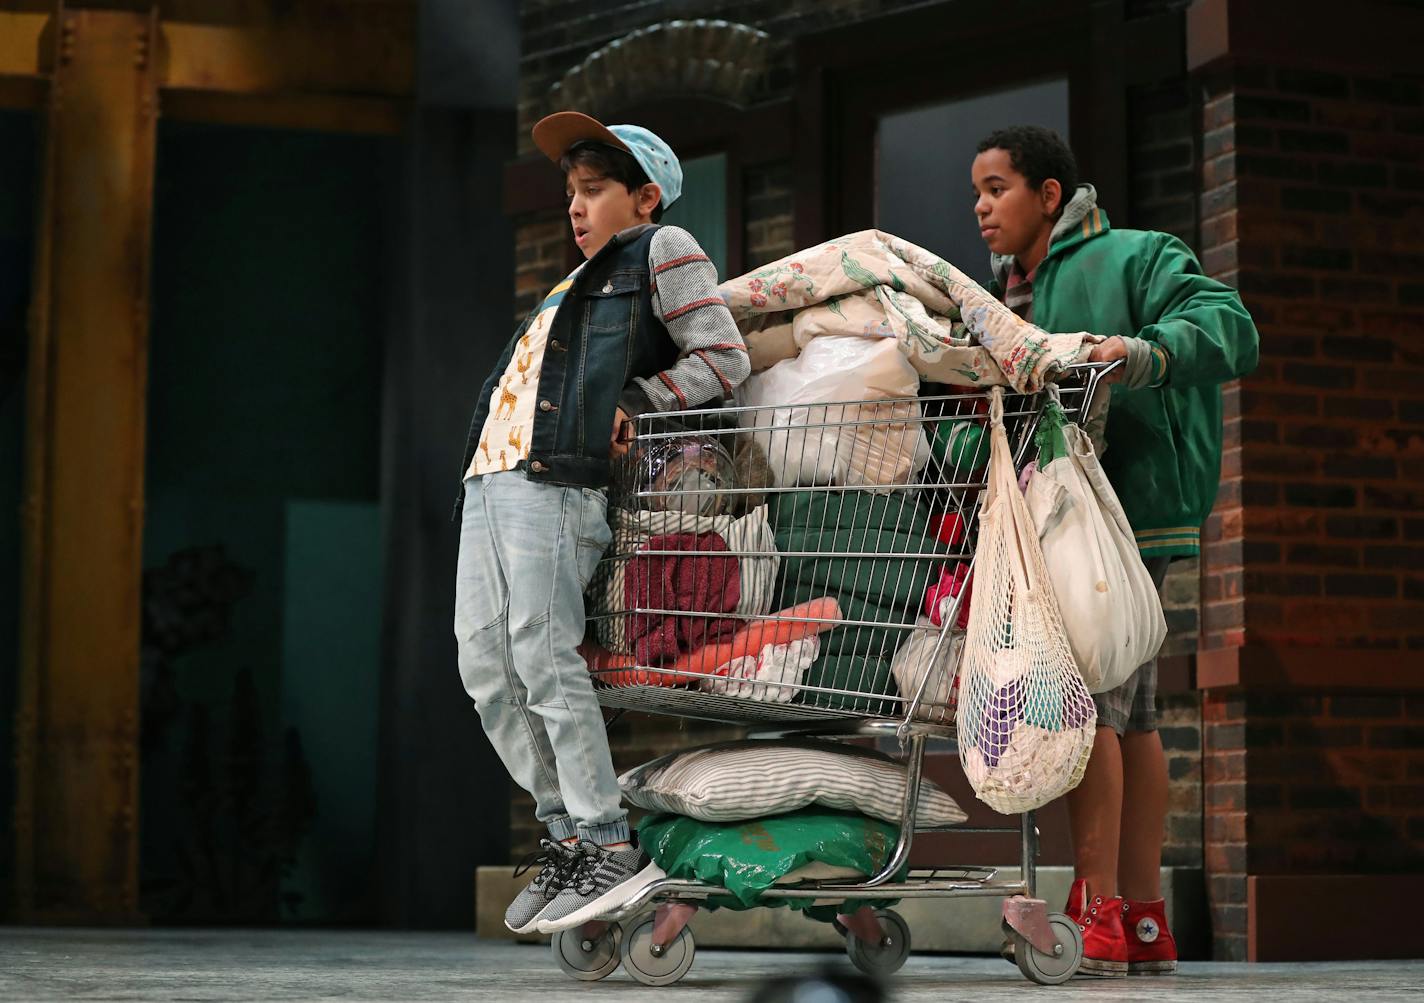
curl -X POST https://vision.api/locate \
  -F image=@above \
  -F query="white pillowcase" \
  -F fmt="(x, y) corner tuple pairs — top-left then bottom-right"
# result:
(618, 740), (967, 828)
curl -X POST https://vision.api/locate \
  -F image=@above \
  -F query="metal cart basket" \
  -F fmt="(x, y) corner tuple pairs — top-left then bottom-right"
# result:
(558, 364), (1115, 987)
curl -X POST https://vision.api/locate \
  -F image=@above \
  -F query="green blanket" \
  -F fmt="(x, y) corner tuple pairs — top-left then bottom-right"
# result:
(768, 491), (947, 711)
(637, 808), (904, 920)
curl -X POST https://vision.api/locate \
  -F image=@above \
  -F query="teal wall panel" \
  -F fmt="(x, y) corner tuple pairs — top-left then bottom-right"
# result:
(281, 499), (383, 921)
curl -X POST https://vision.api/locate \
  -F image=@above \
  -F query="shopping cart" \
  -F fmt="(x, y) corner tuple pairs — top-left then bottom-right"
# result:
(559, 363), (1116, 987)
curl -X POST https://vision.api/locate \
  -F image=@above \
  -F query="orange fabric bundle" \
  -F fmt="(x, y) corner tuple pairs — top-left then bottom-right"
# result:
(582, 597), (842, 688)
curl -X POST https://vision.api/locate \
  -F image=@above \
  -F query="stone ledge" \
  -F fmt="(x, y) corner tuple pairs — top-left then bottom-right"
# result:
(476, 865), (1206, 957)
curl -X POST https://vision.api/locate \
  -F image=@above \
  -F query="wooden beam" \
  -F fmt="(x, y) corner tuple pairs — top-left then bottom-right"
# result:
(14, 5), (159, 922)
(160, 16), (413, 97)
(0, 11), (47, 79)
(0, 8), (416, 118)
(162, 88), (406, 135)
(0, 9), (49, 109)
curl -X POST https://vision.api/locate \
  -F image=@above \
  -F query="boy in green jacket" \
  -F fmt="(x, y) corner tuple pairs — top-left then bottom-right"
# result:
(971, 125), (1257, 976)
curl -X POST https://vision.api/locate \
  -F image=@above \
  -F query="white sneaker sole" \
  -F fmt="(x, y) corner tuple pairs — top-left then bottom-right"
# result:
(1128, 960), (1178, 975)
(505, 906), (552, 936)
(536, 861), (666, 933)
(1077, 957), (1129, 977)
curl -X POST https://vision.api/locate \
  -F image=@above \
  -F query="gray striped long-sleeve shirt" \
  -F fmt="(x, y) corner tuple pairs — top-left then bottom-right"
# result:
(621, 225), (750, 414)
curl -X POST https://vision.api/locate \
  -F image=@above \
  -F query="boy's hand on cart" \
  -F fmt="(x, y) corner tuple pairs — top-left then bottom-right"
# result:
(1087, 336), (1128, 383)
(611, 406), (634, 458)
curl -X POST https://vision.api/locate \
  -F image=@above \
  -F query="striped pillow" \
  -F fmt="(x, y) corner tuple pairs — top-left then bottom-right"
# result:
(618, 740), (967, 828)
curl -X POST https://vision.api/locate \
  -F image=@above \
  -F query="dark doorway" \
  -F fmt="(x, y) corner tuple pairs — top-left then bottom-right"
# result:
(142, 121), (394, 924)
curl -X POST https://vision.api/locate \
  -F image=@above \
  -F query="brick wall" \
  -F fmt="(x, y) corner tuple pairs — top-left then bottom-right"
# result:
(1244, 693), (1424, 873)
(512, 219), (567, 321)
(516, 0), (899, 158)
(1204, 689), (1424, 960)
(1202, 688), (1248, 957)
(743, 162), (795, 268)
(1207, 63), (1424, 652)
(1196, 57), (1424, 960)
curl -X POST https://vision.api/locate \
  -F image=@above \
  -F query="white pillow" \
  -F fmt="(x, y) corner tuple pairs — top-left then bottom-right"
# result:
(619, 740), (967, 828)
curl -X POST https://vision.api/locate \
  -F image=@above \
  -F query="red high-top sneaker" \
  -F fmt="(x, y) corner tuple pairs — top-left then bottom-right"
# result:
(1064, 878), (1128, 977)
(1122, 898), (1178, 975)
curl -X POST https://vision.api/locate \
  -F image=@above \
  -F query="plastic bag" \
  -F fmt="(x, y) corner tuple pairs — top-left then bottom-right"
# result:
(634, 435), (735, 516)
(955, 388), (1096, 813)
(737, 335), (931, 491)
(637, 808), (904, 918)
(1024, 395), (1167, 693)
(889, 618), (961, 723)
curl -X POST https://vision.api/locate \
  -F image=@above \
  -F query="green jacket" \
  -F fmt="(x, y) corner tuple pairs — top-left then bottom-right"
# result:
(992, 187), (1258, 558)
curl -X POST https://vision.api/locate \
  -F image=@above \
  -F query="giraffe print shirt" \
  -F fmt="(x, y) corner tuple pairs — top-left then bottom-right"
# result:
(467, 266), (582, 478)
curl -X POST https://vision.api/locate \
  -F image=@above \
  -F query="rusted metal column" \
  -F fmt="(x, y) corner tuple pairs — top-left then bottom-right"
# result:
(14, 4), (158, 922)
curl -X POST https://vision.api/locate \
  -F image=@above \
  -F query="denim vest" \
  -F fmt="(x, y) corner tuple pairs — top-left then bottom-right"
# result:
(455, 225), (675, 516)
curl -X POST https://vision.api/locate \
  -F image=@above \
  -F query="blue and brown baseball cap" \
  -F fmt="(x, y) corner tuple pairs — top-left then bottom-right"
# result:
(533, 111), (683, 209)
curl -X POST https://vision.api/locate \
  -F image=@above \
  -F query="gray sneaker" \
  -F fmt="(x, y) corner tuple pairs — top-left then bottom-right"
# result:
(504, 840), (578, 934)
(535, 841), (666, 933)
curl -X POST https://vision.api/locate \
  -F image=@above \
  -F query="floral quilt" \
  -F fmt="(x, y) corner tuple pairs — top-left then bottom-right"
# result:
(718, 230), (1099, 393)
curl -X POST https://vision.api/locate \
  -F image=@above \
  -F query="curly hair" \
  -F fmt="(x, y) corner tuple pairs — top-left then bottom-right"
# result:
(976, 125), (1079, 204)
(559, 140), (664, 223)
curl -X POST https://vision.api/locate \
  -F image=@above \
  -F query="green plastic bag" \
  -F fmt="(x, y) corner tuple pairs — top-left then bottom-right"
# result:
(637, 808), (905, 921)
(1034, 396), (1070, 469)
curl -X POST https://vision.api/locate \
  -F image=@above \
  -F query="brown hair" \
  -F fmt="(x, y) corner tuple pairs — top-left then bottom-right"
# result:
(559, 140), (664, 222)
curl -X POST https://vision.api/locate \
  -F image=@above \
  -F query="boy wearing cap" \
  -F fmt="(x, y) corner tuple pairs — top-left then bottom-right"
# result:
(453, 112), (750, 935)
(971, 126), (1257, 976)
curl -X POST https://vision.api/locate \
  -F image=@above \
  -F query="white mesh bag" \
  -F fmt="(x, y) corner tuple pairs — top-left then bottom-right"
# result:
(955, 388), (1096, 813)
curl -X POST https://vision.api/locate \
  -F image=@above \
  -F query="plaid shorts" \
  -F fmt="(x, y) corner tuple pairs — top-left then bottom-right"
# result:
(1092, 558), (1172, 736)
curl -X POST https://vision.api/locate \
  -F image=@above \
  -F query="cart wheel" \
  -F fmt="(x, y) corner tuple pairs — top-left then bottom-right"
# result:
(1014, 912), (1082, 986)
(844, 909), (911, 978)
(623, 915), (695, 986)
(552, 922), (623, 981)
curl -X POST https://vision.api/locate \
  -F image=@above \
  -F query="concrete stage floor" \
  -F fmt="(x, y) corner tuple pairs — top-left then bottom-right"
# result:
(2, 928), (1420, 1000)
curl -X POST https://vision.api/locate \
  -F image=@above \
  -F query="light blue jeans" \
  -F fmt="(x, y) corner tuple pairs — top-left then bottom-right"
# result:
(453, 470), (627, 844)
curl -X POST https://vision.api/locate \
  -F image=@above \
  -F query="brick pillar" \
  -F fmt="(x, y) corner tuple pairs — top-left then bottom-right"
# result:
(1192, 33), (1424, 959)
(1195, 64), (1250, 960)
